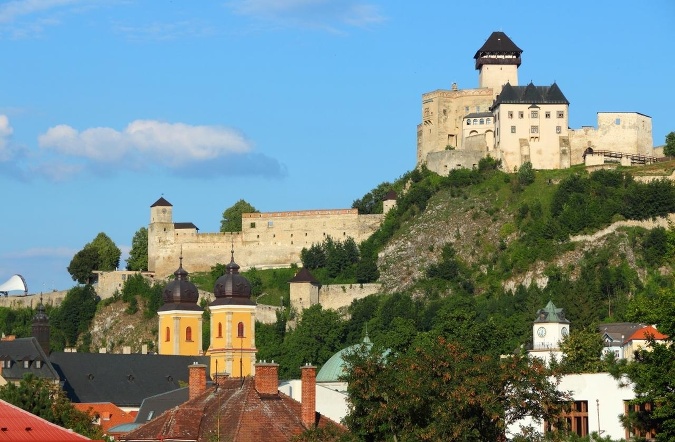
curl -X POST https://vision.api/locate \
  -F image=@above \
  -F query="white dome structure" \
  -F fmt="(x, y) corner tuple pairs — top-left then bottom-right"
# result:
(0, 274), (28, 296)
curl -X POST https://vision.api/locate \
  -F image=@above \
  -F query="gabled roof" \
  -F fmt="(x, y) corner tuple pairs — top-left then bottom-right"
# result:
(122, 378), (343, 442)
(598, 322), (645, 343)
(73, 402), (135, 433)
(133, 387), (190, 424)
(474, 32), (522, 58)
(50, 353), (211, 407)
(174, 222), (199, 230)
(0, 399), (91, 441)
(150, 197), (172, 208)
(0, 337), (59, 382)
(625, 325), (668, 343)
(492, 82), (570, 108)
(533, 301), (570, 324)
(289, 268), (320, 284)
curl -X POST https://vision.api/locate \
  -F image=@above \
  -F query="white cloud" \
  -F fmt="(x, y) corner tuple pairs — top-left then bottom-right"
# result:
(113, 19), (217, 42)
(0, 0), (81, 24)
(0, 115), (14, 161)
(39, 120), (251, 166)
(229, 0), (385, 30)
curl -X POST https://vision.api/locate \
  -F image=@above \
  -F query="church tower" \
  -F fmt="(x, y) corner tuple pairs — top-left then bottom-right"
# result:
(207, 249), (256, 378)
(157, 257), (203, 356)
(32, 295), (50, 356)
(529, 300), (570, 365)
(474, 31), (522, 97)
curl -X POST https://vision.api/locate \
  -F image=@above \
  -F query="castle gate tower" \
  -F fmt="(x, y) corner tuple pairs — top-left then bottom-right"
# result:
(157, 257), (203, 356)
(474, 31), (522, 97)
(207, 250), (256, 378)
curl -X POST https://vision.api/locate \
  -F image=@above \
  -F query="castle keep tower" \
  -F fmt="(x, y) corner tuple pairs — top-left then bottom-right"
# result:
(474, 31), (522, 97)
(148, 197), (175, 273)
(206, 250), (256, 378)
(157, 257), (203, 356)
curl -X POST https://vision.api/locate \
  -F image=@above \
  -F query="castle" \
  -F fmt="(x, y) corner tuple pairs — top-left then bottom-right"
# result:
(417, 32), (654, 173)
(148, 197), (386, 280)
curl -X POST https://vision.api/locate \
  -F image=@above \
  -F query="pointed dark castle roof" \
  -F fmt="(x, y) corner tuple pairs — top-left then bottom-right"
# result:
(474, 31), (522, 70)
(289, 267), (320, 285)
(492, 82), (569, 108)
(151, 197), (172, 207)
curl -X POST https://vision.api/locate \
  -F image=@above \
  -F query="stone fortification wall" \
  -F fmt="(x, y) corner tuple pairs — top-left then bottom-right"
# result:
(318, 283), (381, 311)
(255, 303), (284, 324)
(570, 113), (654, 165)
(149, 207), (384, 279)
(0, 290), (68, 309)
(425, 150), (487, 175)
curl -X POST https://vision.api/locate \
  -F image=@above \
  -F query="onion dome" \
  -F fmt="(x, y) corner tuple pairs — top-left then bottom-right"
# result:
(211, 249), (254, 306)
(33, 297), (49, 324)
(159, 257), (203, 312)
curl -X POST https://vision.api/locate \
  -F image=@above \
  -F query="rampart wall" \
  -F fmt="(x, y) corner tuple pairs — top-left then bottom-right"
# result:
(318, 283), (382, 311)
(425, 150), (486, 175)
(150, 207), (384, 279)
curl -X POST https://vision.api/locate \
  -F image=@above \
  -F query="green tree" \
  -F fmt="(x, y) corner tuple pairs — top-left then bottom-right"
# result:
(664, 131), (675, 157)
(558, 328), (605, 373)
(67, 245), (99, 284)
(126, 227), (148, 271)
(352, 181), (393, 215)
(120, 274), (163, 319)
(220, 199), (258, 232)
(518, 161), (535, 186)
(343, 336), (568, 441)
(0, 373), (104, 440)
(50, 285), (99, 350)
(90, 232), (121, 271)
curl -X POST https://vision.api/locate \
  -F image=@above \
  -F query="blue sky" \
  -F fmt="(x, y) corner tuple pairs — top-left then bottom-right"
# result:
(0, 0), (672, 293)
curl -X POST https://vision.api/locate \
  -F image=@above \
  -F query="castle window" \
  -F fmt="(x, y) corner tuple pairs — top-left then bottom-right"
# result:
(558, 111), (565, 118)
(237, 322), (245, 338)
(268, 221), (274, 228)
(615, 118), (621, 125)
(186, 327), (193, 342)
(473, 119), (478, 125)
(556, 126), (562, 134)
(165, 327), (170, 342)
(518, 111), (524, 119)
(486, 118), (491, 124)
(476, 106), (480, 112)
(511, 126), (516, 134)
(531, 126), (539, 134)
(467, 119), (471, 125)
(531, 111), (538, 118)
(465, 106), (469, 112)
(545, 111), (551, 118)
(250, 222), (256, 228)
(508, 111), (513, 119)
(217, 322), (223, 338)
(479, 119), (484, 125)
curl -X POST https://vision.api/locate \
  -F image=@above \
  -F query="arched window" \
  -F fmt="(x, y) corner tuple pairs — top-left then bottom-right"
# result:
(479, 118), (484, 125)
(217, 322), (223, 338)
(237, 322), (244, 338)
(473, 119), (478, 125)
(466, 119), (471, 125)
(165, 327), (170, 342)
(186, 326), (192, 342)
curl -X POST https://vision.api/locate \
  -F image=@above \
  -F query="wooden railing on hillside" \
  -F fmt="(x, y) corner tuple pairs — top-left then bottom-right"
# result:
(582, 149), (667, 165)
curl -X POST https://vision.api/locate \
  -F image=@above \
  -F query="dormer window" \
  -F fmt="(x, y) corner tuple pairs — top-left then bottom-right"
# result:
(23, 360), (30, 369)
(35, 360), (42, 369)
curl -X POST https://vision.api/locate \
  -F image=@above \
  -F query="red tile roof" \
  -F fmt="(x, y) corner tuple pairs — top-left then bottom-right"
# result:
(0, 399), (92, 441)
(121, 377), (344, 442)
(625, 325), (668, 343)
(73, 403), (135, 433)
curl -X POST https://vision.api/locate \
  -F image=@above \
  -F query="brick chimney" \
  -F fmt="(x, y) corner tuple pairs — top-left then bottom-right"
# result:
(188, 363), (207, 400)
(254, 362), (279, 395)
(301, 364), (317, 429)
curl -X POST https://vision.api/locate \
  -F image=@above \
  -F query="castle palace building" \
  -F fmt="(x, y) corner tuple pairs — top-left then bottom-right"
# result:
(417, 32), (653, 174)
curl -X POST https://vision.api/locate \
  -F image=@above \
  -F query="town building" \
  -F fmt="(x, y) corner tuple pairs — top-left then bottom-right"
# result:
(0, 399), (93, 441)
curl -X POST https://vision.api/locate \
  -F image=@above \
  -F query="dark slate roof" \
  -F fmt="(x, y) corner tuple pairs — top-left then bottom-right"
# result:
(150, 197), (172, 207)
(492, 82), (570, 108)
(174, 222), (199, 230)
(122, 377), (344, 442)
(598, 322), (645, 344)
(49, 353), (211, 408)
(134, 387), (191, 424)
(0, 337), (60, 382)
(383, 190), (397, 201)
(474, 31), (522, 57)
(288, 267), (320, 284)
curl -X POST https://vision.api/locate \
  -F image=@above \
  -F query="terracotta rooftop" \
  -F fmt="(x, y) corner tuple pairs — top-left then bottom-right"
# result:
(0, 399), (92, 441)
(625, 325), (668, 343)
(73, 402), (135, 433)
(122, 377), (344, 442)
